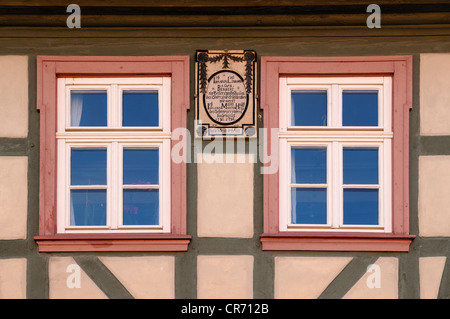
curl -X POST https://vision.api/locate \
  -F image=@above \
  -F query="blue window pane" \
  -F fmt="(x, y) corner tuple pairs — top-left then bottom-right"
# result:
(343, 91), (378, 126)
(343, 148), (378, 185)
(123, 189), (159, 225)
(71, 149), (107, 186)
(123, 149), (159, 185)
(123, 91), (159, 127)
(291, 188), (327, 224)
(291, 148), (327, 184)
(70, 189), (107, 226)
(343, 189), (379, 225)
(291, 91), (327, 126)
(71, 91), (107, 127)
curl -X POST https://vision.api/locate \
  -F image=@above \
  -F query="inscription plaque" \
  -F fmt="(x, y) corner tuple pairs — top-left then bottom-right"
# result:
(204, 70), (248, 124)
(195, 50), (257, 138)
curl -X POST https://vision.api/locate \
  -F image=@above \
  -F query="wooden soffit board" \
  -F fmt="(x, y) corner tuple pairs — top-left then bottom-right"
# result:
(0, 1), (449, 27)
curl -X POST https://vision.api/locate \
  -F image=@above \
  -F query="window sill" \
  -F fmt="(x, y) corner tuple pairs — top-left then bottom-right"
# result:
(260, 232), (415, 252)
(34, 234), (191, 252)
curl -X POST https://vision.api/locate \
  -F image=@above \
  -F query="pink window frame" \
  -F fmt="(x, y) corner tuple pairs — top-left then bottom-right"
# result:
(260, 56), (415, 252)
(34, 56), (191, 252)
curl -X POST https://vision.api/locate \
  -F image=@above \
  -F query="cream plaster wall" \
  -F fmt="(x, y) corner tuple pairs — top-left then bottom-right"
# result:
(419, 156), (450, 237)
(274, 256), (352, 299)
(197, 153), (254, 238)
(343, 257), (398, 299)
(0, 56), (28, 138)
(49, 257), (107, 299)
(0, 156), (28, 239)
(197, 255), (253, 299)
(99, 256), (175, 299)
(420, 53), (450, 136)
(419, 256), (446, 299)
(0, 258), (27, 299)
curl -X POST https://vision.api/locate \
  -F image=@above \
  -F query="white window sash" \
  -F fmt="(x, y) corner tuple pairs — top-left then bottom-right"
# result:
(58, 77), (171, 133)
(56, 77), (171, 234)
(279, 76), (392, 233)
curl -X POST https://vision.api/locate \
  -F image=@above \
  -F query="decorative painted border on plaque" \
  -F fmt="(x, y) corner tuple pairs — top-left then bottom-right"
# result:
(195, 50), (257, 138)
